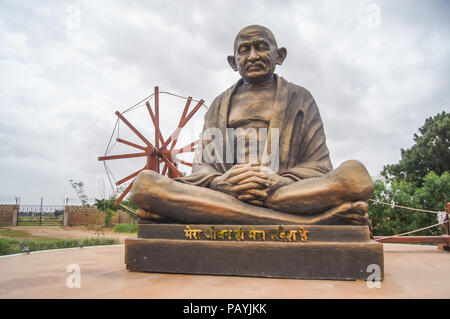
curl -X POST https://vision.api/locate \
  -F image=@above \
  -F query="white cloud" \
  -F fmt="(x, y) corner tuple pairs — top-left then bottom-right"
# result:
(0, 0), (448, 204)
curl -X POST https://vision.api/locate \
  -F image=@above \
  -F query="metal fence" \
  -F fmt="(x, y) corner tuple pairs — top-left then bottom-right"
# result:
(17, 205), (65, 226)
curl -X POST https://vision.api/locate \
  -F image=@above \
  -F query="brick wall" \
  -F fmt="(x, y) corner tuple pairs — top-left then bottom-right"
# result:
(0, 204), (133, 227)
(0, 205), (18, 226)
(110, 210), (136, 225)
(111, 213), (119, 224)
(65, 206), (105, 226)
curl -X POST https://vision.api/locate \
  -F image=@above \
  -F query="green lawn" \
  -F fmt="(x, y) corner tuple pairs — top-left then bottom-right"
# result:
(16, 216), (62, 226)
(113, 223), (138, 233)
(0, 228), (30, 238)
(0, 227), (119, 256)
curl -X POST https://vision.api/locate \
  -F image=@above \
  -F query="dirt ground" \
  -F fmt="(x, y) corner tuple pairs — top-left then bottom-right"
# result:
(4, 226), (136, 243)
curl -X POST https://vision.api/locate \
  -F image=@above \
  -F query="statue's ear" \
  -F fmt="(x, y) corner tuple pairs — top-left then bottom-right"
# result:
(276, 47), (287, 65)
(227, 55), (238, 71)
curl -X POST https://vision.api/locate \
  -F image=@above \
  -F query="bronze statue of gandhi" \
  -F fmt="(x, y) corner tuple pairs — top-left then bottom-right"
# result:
(131, 25), (374, 225)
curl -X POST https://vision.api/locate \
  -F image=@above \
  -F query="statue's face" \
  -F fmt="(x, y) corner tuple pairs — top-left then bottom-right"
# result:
(230, 28), (285, 84)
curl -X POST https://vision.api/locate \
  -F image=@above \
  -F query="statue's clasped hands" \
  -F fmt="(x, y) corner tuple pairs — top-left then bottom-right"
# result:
(210, 163), (294, 206)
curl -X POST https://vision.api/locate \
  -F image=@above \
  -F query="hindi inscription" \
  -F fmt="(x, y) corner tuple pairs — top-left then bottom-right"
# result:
(184, 225), (309, 242)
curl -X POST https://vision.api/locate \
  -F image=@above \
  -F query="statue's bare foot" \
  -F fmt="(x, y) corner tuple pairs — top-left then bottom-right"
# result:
(136, 208), (176, 223)
(314, 201), (369, 225)
(136, 208), (152, 220)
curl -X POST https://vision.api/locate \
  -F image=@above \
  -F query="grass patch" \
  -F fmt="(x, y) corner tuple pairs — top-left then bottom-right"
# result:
(0, 237), (120, 256)
(17, 217), (62, 226)
(0, 227), (31, 238)
(17, 222), (62, 226)
(113, 223), (138, 233)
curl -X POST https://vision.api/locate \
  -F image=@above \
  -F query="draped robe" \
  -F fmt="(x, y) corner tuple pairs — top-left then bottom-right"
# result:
(177, 74), (333, 186)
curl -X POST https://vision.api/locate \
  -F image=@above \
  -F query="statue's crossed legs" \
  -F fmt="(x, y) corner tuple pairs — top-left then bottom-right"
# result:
(131, 160), (374, 225)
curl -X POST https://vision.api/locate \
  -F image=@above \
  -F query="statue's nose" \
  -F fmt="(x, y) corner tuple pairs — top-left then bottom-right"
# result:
(248, 47), (259, 61)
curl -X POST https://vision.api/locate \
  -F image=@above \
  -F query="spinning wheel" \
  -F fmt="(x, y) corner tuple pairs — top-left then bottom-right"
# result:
(98, 86), (205, 206)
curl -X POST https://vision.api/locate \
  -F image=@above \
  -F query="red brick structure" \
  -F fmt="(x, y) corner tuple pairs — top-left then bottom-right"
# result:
(111, 210), (136, 225)
(0, 205), (18, 226)
(65, 206), (105, 226)
(0, 204), (134, 227)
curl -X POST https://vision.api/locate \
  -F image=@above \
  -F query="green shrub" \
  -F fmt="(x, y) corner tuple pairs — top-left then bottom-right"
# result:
(0, 237), (120, 256)
(0, 238), (22, 255)
(0, 228), (30, 237)
(113, 223), (138, 233)
(104, 208), (117, 227)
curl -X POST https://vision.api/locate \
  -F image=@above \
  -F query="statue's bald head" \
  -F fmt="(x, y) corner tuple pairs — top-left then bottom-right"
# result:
(233, 25), (278, 53)
(228, 24), (287, 85)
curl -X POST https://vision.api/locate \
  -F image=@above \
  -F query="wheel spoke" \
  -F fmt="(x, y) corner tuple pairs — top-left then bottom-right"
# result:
(160, 154), (183, 177)
(174, 140), (199, 154)
(116, 168), (146, 186)
(154, 86), (160, 173)
(116, 138), (146, 151)
(168, 165), (180, 178)
(114, 181), (134, 206)
(160, 128), (180, 152)
(115, 111), (155, 151)
(160, 97), (194, 151)
(146, 155), (159, 171)
(98, 152), (148, 161)
(182, 99), (204, 126)
(159, 99), (203, 153)
(180, 97), (192, 125)
(145, 101), (165, 145)
(174, 158), (193, 167)
(161, 163), (168, 176)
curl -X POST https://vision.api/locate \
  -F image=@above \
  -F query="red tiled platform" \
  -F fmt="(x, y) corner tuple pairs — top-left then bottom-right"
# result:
(0, 243), (448, 298)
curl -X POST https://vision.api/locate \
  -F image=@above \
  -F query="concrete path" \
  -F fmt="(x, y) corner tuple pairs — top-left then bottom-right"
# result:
(0, 243), (448, 298)
(4, 226), (135, 243)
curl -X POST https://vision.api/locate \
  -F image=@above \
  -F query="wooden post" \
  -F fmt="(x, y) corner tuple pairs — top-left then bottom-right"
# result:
(438, 201), (450, 251)
(39, 197), (43, 226)
(154, 86), (160, 173)
(12, 205), (18, 227)
(444, 202), (449, 250)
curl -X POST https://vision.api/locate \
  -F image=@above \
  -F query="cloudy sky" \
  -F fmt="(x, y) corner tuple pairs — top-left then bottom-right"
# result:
(0, 0), (448, 205)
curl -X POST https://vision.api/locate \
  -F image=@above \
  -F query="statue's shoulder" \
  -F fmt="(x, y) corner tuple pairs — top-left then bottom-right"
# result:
(216, 84), (235, 102)
(281, 77), (313, 99)
(204, 82), (237, 117)
(279, 76), (321, 116)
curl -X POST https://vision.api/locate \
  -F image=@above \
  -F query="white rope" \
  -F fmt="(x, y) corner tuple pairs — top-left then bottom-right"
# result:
(104, 118), (119, 156)
(376, 220), (448, 241)
(121, 93), (155, 114)
(119, 203), (137, 216)
(369, 199), (440, 214)
(104, 162), (117, 186)
(103, 162), (115, 192)
(160, 91), (209, 110)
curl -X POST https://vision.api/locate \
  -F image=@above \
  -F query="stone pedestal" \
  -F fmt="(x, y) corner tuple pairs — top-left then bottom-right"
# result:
(125, 224), (384, 281)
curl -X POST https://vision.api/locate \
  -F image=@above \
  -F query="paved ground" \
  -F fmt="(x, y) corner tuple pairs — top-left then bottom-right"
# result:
(4, 226), (136, 243)
(0, 243), (448, 298)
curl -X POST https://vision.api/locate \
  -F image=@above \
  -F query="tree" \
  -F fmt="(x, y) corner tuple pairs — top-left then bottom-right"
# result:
(95, 182), (138, 226)
(382, 111), (449, 187)
(69, 179), (90, 206)
(369, 172), (449, 236)
(369, 111), (449, 236)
